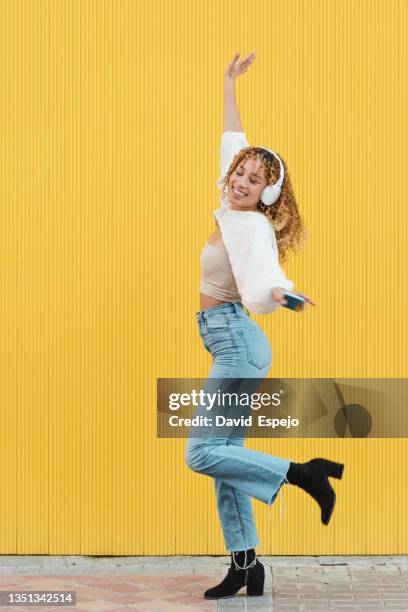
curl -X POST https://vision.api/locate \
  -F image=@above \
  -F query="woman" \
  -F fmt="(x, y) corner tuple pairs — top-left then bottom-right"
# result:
(185, 52), (344, 600)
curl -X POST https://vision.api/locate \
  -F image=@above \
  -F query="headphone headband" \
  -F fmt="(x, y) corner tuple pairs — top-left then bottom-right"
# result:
(258, 146), (284, 185)
(256, 146), (285, 207)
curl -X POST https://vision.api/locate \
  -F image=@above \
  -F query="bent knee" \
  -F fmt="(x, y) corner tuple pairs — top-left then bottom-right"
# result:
(185, 446), (208, 474)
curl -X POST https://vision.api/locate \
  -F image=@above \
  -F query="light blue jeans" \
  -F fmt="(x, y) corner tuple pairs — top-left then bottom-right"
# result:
(185, 301), (291, 552)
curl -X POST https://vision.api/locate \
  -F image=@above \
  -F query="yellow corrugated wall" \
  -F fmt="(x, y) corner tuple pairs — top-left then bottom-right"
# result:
(0, 0), (407, 554)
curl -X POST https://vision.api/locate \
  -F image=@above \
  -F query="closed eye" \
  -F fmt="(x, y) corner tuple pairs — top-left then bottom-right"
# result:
(236, 171), (259, 184)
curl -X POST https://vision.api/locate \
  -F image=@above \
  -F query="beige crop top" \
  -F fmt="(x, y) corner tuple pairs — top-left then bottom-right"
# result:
(199, 239), (241, 301)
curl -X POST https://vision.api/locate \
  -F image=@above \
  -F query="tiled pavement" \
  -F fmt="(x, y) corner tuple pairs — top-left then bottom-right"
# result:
(0, 556), (407, 611)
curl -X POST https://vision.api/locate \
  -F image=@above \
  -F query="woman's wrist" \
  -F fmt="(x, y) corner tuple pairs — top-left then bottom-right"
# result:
(224, 75), (236, 89)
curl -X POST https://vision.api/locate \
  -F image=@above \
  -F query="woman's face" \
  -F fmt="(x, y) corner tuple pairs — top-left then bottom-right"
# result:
(228, 157), (268, 211)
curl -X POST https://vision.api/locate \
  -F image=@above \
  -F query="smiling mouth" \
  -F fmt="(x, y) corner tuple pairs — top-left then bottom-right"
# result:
(232, 186), (247, 197)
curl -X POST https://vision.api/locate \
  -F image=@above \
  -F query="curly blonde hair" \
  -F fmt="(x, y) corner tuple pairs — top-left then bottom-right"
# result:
(220, 147), (307, 263)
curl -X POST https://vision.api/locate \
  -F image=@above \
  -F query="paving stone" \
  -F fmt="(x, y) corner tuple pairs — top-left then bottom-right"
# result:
(329, 608), (361, 611)
(218, 595), (273, 609)
(322, 593), (356, 600)
(354, 593), (390, 599)
(380, 586), (408, 593)
(295, 599), (332, 605)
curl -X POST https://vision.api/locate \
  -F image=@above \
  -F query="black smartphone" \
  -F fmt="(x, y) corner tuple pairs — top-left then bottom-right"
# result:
(282, 291), (306, 312)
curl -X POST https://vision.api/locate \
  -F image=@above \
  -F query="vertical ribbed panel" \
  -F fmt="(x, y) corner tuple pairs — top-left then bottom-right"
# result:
(0, 0), (407, 554)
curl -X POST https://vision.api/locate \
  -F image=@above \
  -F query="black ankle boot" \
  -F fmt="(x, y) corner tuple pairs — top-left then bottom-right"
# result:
(286, 458), (344, 525)
(203, 549), (265, 599)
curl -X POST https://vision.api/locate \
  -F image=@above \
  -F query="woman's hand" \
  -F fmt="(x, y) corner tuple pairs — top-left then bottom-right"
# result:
(271, 287), (288, 305)
(271, 288), (317, 311)
(296, 292), (317, 306)
(224, 51), (256, 83)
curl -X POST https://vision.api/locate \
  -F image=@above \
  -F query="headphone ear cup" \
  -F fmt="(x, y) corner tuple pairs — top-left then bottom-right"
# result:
(260, 184), (281, 206)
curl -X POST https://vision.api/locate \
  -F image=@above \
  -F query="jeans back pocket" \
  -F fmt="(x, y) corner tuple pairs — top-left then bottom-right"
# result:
(235, 328), (272, 370)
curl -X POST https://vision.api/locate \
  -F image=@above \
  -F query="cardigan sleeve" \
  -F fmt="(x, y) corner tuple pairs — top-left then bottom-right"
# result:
(216, 131), (250, 190)
(216, 211), (294, 314)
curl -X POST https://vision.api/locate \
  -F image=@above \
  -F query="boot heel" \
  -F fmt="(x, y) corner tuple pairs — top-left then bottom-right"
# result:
(324, 460), (344, 479)
(247, 576), (264, 596)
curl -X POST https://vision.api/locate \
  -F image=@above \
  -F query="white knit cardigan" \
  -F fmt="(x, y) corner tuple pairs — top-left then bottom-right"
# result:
(214, 131), (294, 315)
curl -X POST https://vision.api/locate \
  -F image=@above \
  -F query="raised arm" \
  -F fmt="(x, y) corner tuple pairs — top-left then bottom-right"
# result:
(223, 52), (256, 132)
(216, 53), (256, 190)
(223, 79), (243, 132)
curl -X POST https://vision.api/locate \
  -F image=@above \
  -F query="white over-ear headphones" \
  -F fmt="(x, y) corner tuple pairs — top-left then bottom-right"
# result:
(257, 147), (285, 206)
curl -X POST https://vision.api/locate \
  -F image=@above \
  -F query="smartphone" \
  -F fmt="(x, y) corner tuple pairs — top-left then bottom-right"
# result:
(282, 291), (306, 312)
